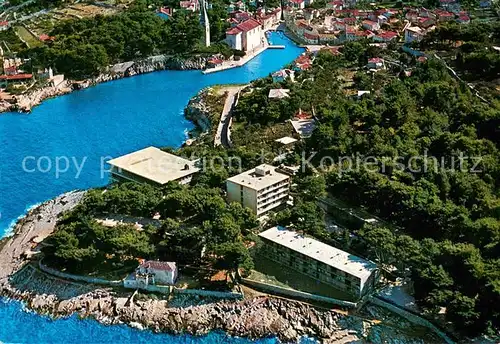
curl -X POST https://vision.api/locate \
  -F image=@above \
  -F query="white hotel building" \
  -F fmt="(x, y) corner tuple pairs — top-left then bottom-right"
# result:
(226, 164), (290, 216)
(259, 226), (380, 298)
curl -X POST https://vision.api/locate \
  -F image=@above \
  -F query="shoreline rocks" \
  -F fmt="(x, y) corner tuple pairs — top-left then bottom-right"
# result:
(0, 192), (360, 343)
(0, 54), (208, 114)
(184, 88), (213, 133)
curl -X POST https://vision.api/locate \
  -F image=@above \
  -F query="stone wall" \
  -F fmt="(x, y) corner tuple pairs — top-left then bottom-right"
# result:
(241, 278), (357, 308)
(368, 296), (455, 344)
(39, 261), (122, 287)
(173, 287), (243, 300)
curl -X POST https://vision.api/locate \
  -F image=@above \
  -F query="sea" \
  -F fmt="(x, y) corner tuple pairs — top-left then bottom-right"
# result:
(0, 33), (304, 343)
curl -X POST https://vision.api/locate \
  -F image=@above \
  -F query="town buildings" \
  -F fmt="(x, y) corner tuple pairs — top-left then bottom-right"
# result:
(258, 226), (380, 298)
(225, 18), (264, 52)
(107, 146), (199, 186)
(226, 164), (290, 216)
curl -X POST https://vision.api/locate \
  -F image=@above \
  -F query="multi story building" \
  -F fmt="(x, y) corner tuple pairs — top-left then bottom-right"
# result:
(107, 146), (199, 186)
(259, 226), (380, 298)
(226, 164), (290, 216)
(225, 18), (264, 52)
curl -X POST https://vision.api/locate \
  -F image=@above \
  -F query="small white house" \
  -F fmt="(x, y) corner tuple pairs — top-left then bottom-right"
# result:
(138, 260), (178, 285)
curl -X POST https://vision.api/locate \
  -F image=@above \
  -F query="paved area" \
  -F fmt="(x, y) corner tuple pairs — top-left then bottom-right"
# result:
(214, 85), (247, 147)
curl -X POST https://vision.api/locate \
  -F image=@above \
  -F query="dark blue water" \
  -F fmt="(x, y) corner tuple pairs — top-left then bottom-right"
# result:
(0, 33), (303, 343)
(0, 298), (281, 344)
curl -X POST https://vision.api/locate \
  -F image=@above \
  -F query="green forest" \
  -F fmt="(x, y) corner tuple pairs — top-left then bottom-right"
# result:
(43, 182), (258, 279)
(222, 37), (500, 336)
(23, 8), (203, 78)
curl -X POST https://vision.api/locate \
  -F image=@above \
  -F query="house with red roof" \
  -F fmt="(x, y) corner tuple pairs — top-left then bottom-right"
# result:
(367, 57), (384, 70)
(373, 31), (398, 43)
(436, 10), (454, 21)
(294, 54), (312, 71)
(225, 18), (263, 52)
(0, 73), (33, 88)
(39, 34), (55, 42)
(0, 21), (9, 31)
(362, 20), (379, 31)
(179, 0), (198, 12)
(457, 15), (470, 24)
(289, 0), (305, 9)
(124, 260), (178, 289)
(303, 32), (319, 44)
(419, 17), (435, 28)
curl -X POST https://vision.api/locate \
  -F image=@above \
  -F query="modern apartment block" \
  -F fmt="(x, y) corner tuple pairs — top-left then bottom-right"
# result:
(226, 164), (290, 216)
(259, 226), (380, 299)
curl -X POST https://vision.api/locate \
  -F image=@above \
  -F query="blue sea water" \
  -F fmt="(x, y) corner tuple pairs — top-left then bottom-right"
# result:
(0, 298), (281, 344)
(0, 33), (303, 343)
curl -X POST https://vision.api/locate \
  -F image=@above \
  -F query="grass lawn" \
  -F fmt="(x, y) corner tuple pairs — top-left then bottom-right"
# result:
(249, 254), (357, 302)
(14, 26), (43, 48)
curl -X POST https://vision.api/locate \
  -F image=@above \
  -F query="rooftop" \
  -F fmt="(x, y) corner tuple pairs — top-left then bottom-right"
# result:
(227, 164), (290, 190)
(290, 118), (316, 138)
(140, 260), (176, 272)
(107, 146), (199, 185)
(275, 136), (297, 145)
(259, 227), (378, 284)
(268, 88), (290, 99)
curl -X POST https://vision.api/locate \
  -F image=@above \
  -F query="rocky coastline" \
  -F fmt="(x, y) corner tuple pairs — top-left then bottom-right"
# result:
(0, 54), (208, 114)
(0, 191), (362, 343)
(184, 88), (213, 134)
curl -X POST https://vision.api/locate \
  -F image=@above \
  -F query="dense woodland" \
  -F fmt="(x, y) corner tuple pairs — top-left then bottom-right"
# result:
(21, 1), (234, 79)
(229, 35), (500, 337)
(44, 182), (258, 280)
(421, 21), (500, 80)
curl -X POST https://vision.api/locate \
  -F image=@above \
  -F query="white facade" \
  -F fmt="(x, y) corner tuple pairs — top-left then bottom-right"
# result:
(138, 261), (178, 285)
(226, 164), (290, 216)
(226, 32), (242, 50)
(259, 227), (380, 298)
(404, 26), (424, 43)
(244, 26), (263, 51)
(225, 19), (263, 52)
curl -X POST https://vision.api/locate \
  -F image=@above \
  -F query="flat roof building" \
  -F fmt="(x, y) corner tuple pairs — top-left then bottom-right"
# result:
(259, 226), (379, 298)
(226, 164), (290, 216)
(107, 146), (199, 186)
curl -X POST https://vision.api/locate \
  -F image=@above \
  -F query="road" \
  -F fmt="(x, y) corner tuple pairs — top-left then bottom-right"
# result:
(214, 86), (247, 148)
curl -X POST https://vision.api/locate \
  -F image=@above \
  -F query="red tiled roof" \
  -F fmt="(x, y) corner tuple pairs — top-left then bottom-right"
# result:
(376, 31), (398, 40)
(236, 18), (261, 32)
(368, 57), (383, 63)
(290, 0), (304, 3)
(226, 27), (242, 35)
(39, 34), (55, 41)
(295, 109), (312, 119)
(304, 32), (319, 39)
(362, 20), (378, 26)
(0, 21), (8, 26)
(141, 260), (176, 272)
(0, 74), (33, 80)
(458, 15), (470, 21)
(4, 66), (16, 72)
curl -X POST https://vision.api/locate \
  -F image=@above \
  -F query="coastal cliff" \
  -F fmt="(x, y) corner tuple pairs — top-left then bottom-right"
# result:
(0, 193), (361, 343)
(0, 54), (208, 114)
(184, 88), (213, 133)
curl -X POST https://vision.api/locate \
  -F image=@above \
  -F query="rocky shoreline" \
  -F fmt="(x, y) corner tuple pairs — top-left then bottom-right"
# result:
(0, 192), (362, 343)
(0, 54), (208, 114)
